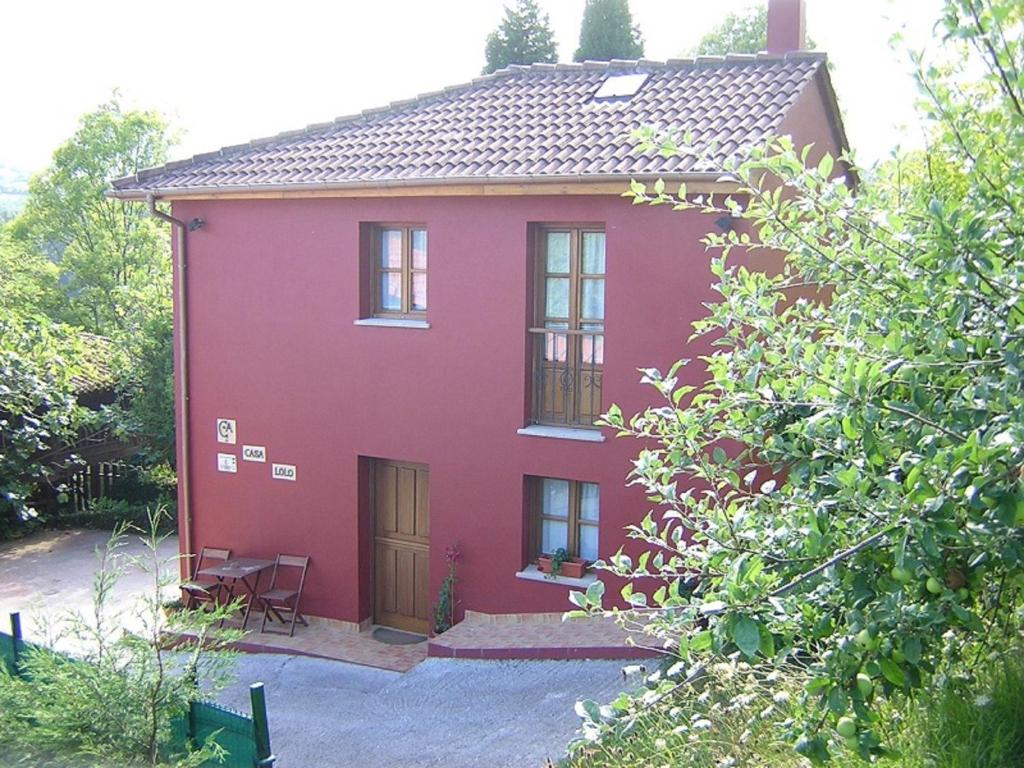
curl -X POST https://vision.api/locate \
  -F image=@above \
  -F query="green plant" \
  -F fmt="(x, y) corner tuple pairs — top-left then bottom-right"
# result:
(0, 506), (242, 766)
(550, 547), (571, 577)
(433, 543), (461, 634)
(570, 0), (1024, 761)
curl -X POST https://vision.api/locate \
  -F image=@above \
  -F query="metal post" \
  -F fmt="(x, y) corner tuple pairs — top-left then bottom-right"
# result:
(10, 612), (21, 673)
(249, 682), (274, 766)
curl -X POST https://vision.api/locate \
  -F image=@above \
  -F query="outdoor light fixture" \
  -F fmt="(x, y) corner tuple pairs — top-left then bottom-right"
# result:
(188, 217), (205, 232)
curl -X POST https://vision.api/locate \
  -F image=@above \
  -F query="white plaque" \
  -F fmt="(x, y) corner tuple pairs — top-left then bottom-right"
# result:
(272, 463), (296, 482)
(217, 453), (237, 473)
(216, 418), (237, 445)
(242, 445), (266, 463)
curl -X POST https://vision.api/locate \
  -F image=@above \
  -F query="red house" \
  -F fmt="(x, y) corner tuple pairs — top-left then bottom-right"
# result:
(110, 2), (846, 639)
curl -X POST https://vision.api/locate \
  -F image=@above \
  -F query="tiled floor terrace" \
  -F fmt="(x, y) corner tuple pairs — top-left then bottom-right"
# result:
(198, 610), (658, 672)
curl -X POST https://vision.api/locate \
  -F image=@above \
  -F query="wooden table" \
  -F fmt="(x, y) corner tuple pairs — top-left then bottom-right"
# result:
(197, 558), (274, 629)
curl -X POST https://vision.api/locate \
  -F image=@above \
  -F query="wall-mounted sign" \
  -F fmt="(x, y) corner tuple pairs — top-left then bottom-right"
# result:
(217, 453), (238, 473)
(242, 445), (266, 463)
(216, 418), (237, 445)
(272, 463), (296, 482)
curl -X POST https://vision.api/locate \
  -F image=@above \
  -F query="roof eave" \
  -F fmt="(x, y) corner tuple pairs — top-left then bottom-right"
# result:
(106, 172), (740, 201)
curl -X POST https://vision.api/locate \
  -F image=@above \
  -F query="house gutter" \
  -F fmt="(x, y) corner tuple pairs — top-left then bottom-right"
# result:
(110, 172), (738, 200)
(146, 195), (194, 572)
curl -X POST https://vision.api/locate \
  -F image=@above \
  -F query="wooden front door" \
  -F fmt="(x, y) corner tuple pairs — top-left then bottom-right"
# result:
(373, 460), (430, 634)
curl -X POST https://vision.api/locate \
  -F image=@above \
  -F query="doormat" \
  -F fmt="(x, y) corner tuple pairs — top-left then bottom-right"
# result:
(372, 627), (427, 645)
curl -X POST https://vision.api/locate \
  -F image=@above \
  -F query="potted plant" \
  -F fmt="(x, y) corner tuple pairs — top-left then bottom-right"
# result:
(161, 597), (185, 619)
(537, 547), (588, 579)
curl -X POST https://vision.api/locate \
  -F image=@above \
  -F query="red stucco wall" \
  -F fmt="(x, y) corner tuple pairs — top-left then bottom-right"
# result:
(170, 73), (840, 625)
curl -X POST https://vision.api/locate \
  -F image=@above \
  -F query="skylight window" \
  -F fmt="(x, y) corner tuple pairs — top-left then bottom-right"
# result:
(593, 73), (649, 100)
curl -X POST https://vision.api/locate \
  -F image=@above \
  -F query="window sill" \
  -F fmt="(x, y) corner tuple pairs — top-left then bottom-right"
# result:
(353, 318), (430, 329)
(515, 564), (597, 588)
(516, 425), (605, 443)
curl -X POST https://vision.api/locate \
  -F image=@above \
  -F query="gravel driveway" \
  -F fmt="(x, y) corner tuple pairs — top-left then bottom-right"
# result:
(2, 529), (632, 767)
(220, 653), (627, 768)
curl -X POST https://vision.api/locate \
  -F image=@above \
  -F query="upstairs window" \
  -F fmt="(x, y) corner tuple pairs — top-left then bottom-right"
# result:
(372, 225), (427, 318)
(530, 226), (605, 426)
(530, 477), (600, 562)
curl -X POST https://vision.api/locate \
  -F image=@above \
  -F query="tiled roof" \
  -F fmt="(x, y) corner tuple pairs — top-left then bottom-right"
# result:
(71, 333), (116, 395)
(110, 53), (830, 197)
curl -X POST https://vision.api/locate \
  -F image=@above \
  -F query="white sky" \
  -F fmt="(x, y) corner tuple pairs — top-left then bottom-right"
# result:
(2, 0), (943, 177)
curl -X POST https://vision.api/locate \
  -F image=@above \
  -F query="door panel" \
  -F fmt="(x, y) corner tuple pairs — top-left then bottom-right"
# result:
(374, 460), (430, 634)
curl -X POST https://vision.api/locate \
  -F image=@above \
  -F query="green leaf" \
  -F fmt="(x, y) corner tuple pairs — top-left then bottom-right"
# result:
(733, 616), (761, 658)
(903, 637), (922, 666)
(880, 658), (906, 687)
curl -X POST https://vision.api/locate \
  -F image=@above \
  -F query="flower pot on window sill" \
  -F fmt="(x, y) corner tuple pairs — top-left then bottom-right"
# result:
(537, 555), (588, 579)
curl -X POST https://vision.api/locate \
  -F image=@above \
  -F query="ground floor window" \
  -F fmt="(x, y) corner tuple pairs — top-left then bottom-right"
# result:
(530, 476), (599, 562)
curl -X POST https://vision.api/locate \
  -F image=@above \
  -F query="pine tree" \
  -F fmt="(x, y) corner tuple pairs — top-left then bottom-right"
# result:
(573, 0), (644, 62)
(482, 0), (559, 75)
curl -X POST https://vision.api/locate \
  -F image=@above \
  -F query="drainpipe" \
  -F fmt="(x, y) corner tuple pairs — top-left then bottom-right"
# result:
(147, 195), (193, 573)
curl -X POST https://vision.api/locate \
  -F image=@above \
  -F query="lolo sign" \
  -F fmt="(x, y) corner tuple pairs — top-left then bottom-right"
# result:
(272, 463), (296, 482)
(242, 445), (266, 463)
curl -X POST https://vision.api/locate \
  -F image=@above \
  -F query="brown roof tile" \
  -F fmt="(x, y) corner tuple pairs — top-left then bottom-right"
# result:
(110, 53), (832, 196)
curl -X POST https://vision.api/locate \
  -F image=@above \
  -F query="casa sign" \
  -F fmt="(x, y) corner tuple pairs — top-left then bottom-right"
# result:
(242, 445), (266, 463)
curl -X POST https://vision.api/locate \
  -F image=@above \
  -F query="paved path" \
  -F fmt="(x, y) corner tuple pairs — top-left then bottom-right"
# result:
(223, 653), (627, 768)
(1, 529), (634, 767)
(0, 528), (179, 648)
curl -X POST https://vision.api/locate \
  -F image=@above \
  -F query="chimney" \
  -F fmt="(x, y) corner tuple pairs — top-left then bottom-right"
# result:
(766, 0), (806, 54)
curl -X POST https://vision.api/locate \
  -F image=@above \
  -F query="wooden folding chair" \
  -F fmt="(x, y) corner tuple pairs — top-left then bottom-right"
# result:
(180, 547), (231, 610)
(258, 554), (310, 636)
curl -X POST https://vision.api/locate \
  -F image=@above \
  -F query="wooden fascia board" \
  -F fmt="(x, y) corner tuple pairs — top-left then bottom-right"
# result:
(109, 177), (740, 202)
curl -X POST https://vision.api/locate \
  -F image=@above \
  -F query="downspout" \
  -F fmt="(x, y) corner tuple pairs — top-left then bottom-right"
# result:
(147, 195), (193, 572)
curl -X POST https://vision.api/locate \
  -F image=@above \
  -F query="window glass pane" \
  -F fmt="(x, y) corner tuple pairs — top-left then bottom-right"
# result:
(545, 277), (570, 318)
(581, 332), (604, 366)
(582, 232), (606, 274)
(412, 230), (427, 270)
(581, 278), (605, 320)
(542, 519), (569, 555)
(379, 229), (402, 269)
(545, 331), (568, 363)
(579, 523), (599, 561)
(412, 273), (427, 311)
(541, 478), (570, 518)
(546, 232), (570, 273)
(379, 272), (402, 311)
(580, 483), (600, 521)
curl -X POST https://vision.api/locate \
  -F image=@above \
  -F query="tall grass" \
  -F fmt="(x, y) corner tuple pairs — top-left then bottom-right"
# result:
(885, 654), (1024, 768)
(561, 651), (1024, 768)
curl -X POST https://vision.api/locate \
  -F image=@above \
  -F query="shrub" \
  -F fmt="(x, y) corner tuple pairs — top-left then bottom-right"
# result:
(51, 495), (177, 533)
(571, 0), (1024, 761)
(0, 508), (241, 766)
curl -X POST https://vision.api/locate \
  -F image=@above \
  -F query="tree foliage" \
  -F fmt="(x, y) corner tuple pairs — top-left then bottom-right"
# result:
(691, 4), (768, 56)
(0, 314), (99, 535)
(11, 99), (171, 334)
(572, 0), (1024, 762)
(573, 0), (644, 62)
(483, 0), (559, 75)
(689, 4), (817, 57)
(4, 98), (177, 468)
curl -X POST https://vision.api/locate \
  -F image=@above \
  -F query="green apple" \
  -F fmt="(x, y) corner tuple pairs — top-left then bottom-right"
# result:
(856, 672), (873, 697)
(845, 735), (860, 750)
(926, 576), (943, 594)
(836, 716), (857, 738)
(890, 566), (912, 583)
(855, 629), (874, 648)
